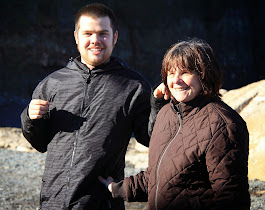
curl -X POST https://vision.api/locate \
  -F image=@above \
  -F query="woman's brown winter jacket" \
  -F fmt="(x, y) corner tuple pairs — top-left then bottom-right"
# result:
(111, 95), (250, 210)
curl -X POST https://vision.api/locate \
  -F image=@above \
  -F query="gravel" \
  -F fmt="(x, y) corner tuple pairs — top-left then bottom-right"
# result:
(0, 148), (264, 210)
(0, 148), (45, 209)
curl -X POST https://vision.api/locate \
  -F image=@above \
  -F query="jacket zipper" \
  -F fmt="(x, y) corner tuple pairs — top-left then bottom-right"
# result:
(154, 104), (182, 210)
(64, 71), (91, 208)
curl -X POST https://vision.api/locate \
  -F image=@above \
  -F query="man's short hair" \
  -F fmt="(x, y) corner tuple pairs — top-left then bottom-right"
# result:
(75, 3), (118, 33)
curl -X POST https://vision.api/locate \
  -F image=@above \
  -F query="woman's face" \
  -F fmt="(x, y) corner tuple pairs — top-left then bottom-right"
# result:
(167, 67), (202, 103)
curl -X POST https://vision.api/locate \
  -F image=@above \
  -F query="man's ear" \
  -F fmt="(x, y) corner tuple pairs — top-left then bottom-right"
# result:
(113, 30), (118, 45)
(74, 31), (78, 45)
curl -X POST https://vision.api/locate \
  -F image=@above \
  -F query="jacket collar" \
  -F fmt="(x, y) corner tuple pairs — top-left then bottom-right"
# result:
(66, 56), (127, 76)
(171, 95), (219, 118)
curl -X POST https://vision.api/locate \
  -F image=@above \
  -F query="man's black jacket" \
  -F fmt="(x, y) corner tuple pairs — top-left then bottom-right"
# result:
(21, 57), (152, 209)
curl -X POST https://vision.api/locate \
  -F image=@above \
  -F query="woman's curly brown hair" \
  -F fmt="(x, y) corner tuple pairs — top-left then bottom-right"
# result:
(162, 38), (223, 97)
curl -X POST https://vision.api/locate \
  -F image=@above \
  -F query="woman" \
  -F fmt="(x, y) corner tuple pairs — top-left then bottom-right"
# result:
(99, 38), (250, 209)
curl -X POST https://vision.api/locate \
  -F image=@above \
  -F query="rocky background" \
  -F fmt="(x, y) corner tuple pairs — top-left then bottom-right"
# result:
(0, 80), (265, 209)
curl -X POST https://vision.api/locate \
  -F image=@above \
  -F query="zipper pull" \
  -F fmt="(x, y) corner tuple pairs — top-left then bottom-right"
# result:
(175, 104), (182, 127)
(86, 69), (92, 83)
(86, 75), (91, 83)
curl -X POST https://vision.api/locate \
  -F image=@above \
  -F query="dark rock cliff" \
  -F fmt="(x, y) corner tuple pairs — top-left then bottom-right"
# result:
(0, 0), (264, 97)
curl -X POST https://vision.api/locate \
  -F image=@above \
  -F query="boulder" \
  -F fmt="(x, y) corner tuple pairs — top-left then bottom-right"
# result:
(222, 80), (265, 181)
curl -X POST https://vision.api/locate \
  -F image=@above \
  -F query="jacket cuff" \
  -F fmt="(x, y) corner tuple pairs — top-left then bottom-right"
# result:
(21, 106), (32, 129)
(150, 94), (170, 110)
(21, 105), (42, 131)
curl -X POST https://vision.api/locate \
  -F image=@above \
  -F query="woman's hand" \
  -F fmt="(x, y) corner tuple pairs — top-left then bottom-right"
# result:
(153, 83), (170, 100)
(98, 176), (114, 192)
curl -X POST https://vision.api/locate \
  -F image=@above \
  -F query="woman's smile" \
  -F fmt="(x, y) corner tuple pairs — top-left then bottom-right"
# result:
(167, 68), (202, 103)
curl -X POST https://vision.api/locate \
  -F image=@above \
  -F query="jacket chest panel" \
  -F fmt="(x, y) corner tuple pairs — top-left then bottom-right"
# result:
(149, 113), (213, 186)
(50, 79), (85, 113)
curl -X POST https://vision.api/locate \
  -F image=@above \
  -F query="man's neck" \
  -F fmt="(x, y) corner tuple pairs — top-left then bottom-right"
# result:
(80, 58), (94, 70)
(81, 58), (111, 70)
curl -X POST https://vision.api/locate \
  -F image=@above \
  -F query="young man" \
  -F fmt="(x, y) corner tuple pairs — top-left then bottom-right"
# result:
(21, 3), (151, 209)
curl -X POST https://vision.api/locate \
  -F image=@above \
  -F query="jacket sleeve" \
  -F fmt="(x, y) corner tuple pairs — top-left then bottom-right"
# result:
(111, 169), (150, 202)
(148, 93), (170, 136)
(132, 84), (170, 147)
(21, 106), (51, 153)
(205, 122), (250, 209)
(20, 78), (54, 153)
(131, 82), (151, 147)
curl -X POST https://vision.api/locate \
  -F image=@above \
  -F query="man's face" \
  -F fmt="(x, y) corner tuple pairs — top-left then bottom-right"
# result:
(74, 15), (118, 69)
